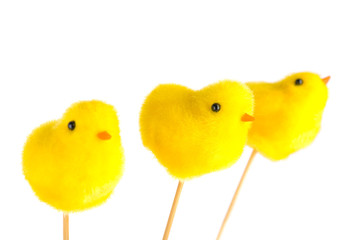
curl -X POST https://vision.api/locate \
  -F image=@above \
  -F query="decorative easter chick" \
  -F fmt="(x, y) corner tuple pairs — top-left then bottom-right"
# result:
(23, 100), (124, 240)
(217, 72), (330, 239)
(140, 80), (254, 239)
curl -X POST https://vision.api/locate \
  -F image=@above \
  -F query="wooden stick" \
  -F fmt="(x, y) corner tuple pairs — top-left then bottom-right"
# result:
(163, 180), (184, 240)
(216, 149), (257, 240)
(63, 213), (69, 240)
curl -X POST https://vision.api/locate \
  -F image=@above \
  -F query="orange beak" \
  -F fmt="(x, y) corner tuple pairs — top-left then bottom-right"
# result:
(97, 131), (112, 140)
(322, 76), (330, 85)
(241, 113), (255, 122)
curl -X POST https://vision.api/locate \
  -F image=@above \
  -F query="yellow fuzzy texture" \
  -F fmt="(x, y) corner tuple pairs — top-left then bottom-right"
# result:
(140, 80), (254, 180)
(23, 100), (124, 212)
(246, 72), (328, 161)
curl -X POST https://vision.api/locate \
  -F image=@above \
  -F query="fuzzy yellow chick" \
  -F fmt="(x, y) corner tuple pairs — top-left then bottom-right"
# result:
(246, 72), (330, 160)
(23, 100), (124, 212)
(140, 80), (254, 180)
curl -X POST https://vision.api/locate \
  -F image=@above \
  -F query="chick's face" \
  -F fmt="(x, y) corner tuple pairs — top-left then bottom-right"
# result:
(280, 72), (329, 113)
(57, 100), (120, 147)
(193, 81), (254, 133)
(140, 80), (254, 180)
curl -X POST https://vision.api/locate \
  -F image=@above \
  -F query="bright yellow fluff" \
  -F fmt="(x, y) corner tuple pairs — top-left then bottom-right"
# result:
(246, 72), (329, 160)
(140, 80), (254, 180)
(23, 100), (124, 212)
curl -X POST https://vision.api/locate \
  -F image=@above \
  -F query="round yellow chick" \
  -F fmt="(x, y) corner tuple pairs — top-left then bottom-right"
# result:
(140, 80), (254, 180)
(246, 72), (330, 160)
(23, 100), (124, 212)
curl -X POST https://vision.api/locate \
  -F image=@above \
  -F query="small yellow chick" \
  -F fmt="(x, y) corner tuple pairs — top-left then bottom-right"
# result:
(246, 72), (330, 160)
(23, 100), (124, 212)
(140, 80), (254, 180)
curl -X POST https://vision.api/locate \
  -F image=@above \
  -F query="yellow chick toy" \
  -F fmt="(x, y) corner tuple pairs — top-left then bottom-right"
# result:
(140, 80), (254, 180)
(246, 72), (329, 160)
(216, 73), (330, 240)
(23, 100), (124, 212)
(140, 80), (254, 240)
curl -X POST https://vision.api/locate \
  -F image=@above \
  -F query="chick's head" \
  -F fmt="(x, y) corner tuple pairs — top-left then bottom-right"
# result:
(57, 100), (121, 147)
(140, 80), (254, 180)
(279, 72), (329, 115)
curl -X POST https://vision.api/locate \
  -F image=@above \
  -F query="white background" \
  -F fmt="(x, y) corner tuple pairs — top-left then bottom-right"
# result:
(1, 0), (359, 239)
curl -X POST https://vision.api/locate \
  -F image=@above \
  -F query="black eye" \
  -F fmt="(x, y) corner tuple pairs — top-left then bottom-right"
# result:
(295, 79), (303, 86)
(68, 121), (76, 131)
(211, 103), (221, 112)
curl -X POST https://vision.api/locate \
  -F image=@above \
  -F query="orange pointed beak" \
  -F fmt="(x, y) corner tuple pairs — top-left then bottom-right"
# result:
(322, 76), (330, 84)
(241, 113), (255, 122)
(97, 131), (111, 140)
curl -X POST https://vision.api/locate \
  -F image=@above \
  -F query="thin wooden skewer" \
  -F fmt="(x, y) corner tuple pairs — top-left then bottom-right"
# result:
(63, 213), (69, 240)
(216, 149), (257, 240)
(163, 180), (184, 240)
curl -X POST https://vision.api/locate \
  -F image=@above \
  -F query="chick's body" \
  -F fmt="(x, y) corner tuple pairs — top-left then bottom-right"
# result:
(140, 81), (254, 180)
(23, 100), (124, 212)
(247, 72), (328, 160)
